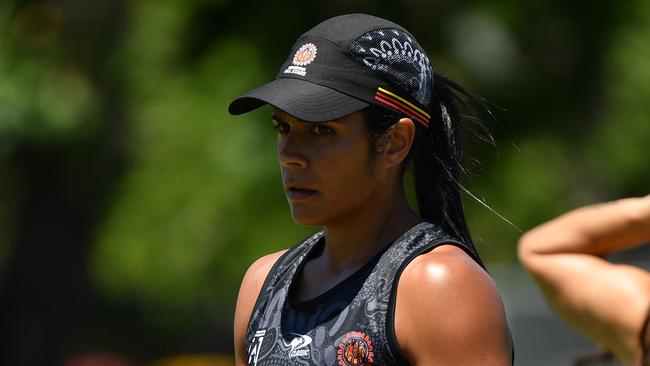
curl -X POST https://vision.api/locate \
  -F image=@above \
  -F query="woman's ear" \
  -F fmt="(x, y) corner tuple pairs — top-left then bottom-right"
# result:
(383, 118), (416, 168)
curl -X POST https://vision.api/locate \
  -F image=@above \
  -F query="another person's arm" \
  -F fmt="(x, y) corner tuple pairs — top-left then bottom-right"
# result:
(395, 244), (513, 365)
(518, 195), (650, 365)
(233, 251), (286, 366)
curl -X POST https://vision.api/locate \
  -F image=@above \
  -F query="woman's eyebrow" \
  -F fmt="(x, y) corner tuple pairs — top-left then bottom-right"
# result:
(270, 114), (287, 124)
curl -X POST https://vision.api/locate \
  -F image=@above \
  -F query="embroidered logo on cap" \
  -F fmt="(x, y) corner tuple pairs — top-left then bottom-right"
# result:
(293, 43), (318, 66)
(284, 43), (317, 76)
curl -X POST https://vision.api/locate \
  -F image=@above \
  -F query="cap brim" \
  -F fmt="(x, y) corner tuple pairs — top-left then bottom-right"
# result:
(228, 78), (369, 122)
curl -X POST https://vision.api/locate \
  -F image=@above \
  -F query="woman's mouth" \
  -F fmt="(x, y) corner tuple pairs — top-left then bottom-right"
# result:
(286, 187), (317, 201)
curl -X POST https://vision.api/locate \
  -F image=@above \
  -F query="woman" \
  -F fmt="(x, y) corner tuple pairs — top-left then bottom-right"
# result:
(519, 195), (650, 366)
(230, 14), (513, 365)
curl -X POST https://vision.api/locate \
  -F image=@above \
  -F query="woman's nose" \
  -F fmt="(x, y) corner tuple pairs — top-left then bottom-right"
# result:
(278, 133), (308, 169)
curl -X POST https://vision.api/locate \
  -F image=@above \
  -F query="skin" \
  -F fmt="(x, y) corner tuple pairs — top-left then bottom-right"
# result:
(234, 108), (512, 365)
(518, 195), (650, 366)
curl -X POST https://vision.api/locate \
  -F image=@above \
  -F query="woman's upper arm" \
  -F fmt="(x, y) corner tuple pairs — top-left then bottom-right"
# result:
(234, 250), (287, 366)
(394, 244), (512, 365)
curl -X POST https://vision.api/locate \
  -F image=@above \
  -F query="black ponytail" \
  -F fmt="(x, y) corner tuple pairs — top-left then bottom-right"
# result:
(417, 73), (484, 266)
(364, 73), (488, 268)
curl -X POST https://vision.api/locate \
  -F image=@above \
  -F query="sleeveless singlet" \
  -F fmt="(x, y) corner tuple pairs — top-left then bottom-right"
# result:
(244, 221), (496, 366)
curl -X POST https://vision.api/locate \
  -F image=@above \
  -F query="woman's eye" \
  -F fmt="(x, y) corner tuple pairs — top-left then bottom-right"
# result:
(273, 122), (290, 134)
(312, 125), (332, 136)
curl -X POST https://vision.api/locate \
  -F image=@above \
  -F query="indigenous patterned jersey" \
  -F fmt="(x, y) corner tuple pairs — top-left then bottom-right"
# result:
(245, 221), (480, 366)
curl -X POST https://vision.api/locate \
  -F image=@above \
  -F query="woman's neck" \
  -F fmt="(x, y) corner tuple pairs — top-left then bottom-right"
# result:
(320, 189), (421, 274)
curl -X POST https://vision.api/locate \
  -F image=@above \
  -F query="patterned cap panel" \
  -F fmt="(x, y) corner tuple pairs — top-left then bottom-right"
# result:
(347, 28), (433, 108)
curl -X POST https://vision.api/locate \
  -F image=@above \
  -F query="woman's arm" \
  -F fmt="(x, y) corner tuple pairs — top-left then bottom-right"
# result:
(518, 195), (650, 365)
(233, 250), (286, 366)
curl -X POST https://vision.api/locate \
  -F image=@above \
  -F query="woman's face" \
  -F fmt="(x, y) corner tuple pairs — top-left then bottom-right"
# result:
(272, 108), (387, 226)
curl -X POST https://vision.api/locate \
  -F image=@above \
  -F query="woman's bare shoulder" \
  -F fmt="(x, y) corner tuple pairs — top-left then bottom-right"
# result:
(234, 249), (288, 365)
(394, 244), (512, 365)
(240, 249), (289, 299)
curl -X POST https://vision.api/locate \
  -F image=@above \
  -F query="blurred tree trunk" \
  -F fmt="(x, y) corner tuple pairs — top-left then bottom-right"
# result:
(0, 0), (130, 364)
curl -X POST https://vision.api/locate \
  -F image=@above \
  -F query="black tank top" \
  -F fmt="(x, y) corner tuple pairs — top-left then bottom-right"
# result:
(244, 221), (495, 366)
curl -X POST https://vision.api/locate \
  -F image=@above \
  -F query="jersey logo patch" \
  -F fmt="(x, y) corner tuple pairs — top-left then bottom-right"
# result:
(283, 333), (312, 358)
(337, 331), (374, 366)
(248, 329), (266, 366)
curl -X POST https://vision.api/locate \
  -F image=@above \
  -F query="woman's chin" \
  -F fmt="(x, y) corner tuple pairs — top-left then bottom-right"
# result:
(289, 208), (324, 226)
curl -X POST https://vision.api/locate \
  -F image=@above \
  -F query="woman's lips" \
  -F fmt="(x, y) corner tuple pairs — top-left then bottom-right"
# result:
(286, 187), (317, 201)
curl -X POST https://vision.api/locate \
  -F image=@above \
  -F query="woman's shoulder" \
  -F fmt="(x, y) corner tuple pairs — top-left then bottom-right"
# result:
(394, 244), (512, 364)
(234, 249), (288, 363)
(236, 249), (289, 318)
(241, 249), (290, 292)
(397, 244), (502, 317)
(402, 244), (489, 284)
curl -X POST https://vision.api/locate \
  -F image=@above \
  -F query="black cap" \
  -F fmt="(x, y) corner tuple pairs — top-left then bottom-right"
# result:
(228, 13), (434, 127)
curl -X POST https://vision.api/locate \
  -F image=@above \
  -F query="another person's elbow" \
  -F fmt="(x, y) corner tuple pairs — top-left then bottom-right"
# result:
(517, 230), (542, 270)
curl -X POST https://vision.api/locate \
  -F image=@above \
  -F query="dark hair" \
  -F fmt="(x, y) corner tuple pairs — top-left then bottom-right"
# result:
(363, 73), (486, 267)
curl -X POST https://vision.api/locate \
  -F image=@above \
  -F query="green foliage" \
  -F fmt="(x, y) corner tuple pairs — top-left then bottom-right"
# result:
(89, 0), (313, 327)
(1, 0), (649, 351)
(466, 136), (574, 262)
(0, 0), (100, 263)
(0, 3), (99, 148)
(588, 0), (650, 194)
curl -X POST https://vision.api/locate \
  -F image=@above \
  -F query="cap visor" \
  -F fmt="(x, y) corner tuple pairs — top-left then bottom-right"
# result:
(228, 78), (369, 122)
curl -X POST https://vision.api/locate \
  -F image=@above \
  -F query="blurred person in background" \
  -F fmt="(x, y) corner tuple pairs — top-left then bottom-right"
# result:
(519, 195), (650, 366)
(229, 14), (513, 365)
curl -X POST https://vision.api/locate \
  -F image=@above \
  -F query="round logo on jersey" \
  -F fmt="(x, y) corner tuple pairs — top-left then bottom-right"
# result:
(293, 43), (318, 66)
(337, 331), (374, 366)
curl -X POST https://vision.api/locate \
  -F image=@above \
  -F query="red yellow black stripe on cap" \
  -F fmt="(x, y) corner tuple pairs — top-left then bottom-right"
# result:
(374, 87), (431, 128)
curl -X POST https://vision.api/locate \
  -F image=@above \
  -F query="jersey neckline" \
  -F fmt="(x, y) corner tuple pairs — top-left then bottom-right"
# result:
(287, 221), (429, 311)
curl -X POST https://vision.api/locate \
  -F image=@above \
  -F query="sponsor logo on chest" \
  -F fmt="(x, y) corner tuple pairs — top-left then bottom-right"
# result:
(283, 333), (312, 358)
(248, 329), (266, 366)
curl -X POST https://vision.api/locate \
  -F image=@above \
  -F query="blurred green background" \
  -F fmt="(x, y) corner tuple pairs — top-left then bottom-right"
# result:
(0, 0), (648, 365)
